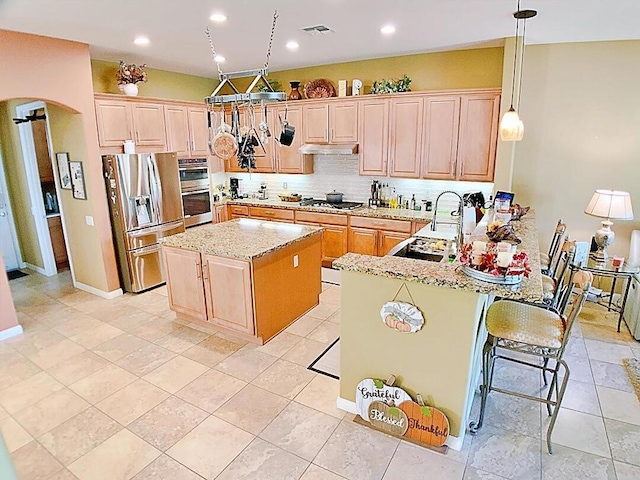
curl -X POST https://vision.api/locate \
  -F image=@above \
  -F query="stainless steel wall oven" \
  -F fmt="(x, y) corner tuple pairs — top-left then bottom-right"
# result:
(179, 158), (212, 227)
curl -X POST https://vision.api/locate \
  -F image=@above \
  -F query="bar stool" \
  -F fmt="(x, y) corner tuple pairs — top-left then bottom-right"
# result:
(469, 271), (593, 454)
(540, 220), (567, 275)
(541, 239), (576, 307)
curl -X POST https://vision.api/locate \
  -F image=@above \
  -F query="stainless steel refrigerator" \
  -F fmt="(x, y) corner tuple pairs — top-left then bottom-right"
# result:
(103, 153), (184, 292)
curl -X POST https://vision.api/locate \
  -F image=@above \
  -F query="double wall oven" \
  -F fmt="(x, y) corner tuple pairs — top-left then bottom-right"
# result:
(178, 158), (212, 227)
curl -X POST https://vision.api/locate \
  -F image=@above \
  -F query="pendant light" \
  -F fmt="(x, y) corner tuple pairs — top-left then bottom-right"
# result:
(500, 0), (537, 141)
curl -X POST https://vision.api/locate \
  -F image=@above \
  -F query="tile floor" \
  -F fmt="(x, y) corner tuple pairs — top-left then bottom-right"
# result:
(2, 270), (640, 480)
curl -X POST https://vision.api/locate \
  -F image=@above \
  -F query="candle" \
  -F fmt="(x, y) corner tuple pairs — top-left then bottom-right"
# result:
(497, 242), (512, 253)
(472, 241), (487, 253)
(497, 252), (513, 268)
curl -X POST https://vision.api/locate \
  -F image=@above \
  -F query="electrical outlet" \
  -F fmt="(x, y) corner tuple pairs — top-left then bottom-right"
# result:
(85, 216), (94, 226)
(293, 255), (299, 268)
(283, 182), (288, 190)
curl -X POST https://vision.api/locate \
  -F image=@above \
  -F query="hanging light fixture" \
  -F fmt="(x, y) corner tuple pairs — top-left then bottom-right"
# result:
(500, 0), (537, 141)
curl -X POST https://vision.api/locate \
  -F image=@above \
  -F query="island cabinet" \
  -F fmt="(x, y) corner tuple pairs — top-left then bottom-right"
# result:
(358, 98), (390, 176)
(302, 101), (358, 143)
(164, 105), (210, 158)
(294, 211), (349, 267)
(348, 216), (412, 256)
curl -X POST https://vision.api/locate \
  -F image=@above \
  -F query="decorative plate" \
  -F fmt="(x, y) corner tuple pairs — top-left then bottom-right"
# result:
(303, 79), (336, 99)
(380, 301), (425, 333)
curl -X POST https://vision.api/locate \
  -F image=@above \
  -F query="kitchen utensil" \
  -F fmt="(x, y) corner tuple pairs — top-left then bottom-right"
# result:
(303, 79), (336, 98)
(258, 100), (271, 144)
(326, 191), (344, 203)
(212, 109), (237, 160)
(278, 105), (295, 146)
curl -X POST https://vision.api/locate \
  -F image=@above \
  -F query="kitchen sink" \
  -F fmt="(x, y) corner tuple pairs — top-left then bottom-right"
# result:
(387, 238), (446, 262)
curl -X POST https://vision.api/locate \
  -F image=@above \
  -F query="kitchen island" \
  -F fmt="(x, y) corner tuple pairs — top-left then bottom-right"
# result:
(160, 219), (323, 344)
(333, 212), (543, 450)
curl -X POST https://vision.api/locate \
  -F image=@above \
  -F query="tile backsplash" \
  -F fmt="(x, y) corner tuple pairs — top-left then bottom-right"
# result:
(211, 155), (494, 211)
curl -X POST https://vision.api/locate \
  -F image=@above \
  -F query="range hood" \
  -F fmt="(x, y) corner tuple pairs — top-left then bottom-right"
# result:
(298, 143), (359, 155)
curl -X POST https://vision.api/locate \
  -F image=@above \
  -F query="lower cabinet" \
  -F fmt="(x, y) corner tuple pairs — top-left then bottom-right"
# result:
(162, 247), (208, 322)
(294, 210), (348, 267)
(214, 204), (229, 223)
(228, 204), (249, 219)
(348, 227), (378, 256)
(47, 216), (68, 267)
(348, 216), (412, 256)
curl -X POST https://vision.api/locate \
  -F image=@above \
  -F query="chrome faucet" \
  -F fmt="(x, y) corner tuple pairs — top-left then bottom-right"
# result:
(431, 190), (463, 242)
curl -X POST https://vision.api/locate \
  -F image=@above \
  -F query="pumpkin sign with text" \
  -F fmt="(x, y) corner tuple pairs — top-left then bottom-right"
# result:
(355, 378), (412, 421)
(399, 400), (449, 447)
(368, 401), (409, 436)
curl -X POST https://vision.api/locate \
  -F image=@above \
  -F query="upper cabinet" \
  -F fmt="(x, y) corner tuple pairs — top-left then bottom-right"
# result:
(302, 100), (358, 143)
(420, 96), (461, 180)
(95, 99), (134, 147)
(165, 105), (210, 158)
(273, 105), (313, 174)
(302, 104), (329, 143)
(131, 103), (166, 147)
(358, 98), (389, 176)
(187, 107), (211, 157)
(389, 97), (423, 178)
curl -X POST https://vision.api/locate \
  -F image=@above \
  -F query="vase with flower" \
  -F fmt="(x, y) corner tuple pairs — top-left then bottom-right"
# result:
(116, 61), (148, 96)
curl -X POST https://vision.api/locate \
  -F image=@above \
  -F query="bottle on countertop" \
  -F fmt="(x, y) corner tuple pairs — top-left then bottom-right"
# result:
(447, 239), (458, 263)
(410, 194), (416, 210)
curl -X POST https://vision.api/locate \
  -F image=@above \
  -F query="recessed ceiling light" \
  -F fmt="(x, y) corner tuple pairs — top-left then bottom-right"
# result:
(286, 40), (299, 50)
(210, 13), (227, 23)
(134, 36), (149, 46)
(380, 25), (396, 35)
(214, 55), (225, 63)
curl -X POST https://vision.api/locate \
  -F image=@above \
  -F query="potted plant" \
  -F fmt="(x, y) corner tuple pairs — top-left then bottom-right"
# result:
(116, 61), (147, 96)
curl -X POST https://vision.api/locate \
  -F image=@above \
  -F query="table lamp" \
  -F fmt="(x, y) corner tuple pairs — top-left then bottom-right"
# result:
(584, 190), (634, 262)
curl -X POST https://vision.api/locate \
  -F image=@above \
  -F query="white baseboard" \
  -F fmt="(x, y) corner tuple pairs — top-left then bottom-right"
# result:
(322, 267), (341, 285)
(0, 325), (23, 342)
(74, 281), (123, 300)
(25, 263), (49, 276)
(336, 396), (463, 451)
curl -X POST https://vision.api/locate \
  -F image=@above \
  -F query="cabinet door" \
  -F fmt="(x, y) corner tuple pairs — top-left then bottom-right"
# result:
(348, 227), (378, 256)
(421, 96), (460, 180)
(251, 105), (276, 173)
(132, 103), (167, 147)
(95, 100), (134, 147)
(202, 255), (255, 335)
(322, 224), (348, 265)
(187, 107), (211, 157)
(215, 204), (229, 223)
(358, 99), (389, 176)
(274, 106), (312, 174)
(379, 230), (410, 256)
(47, 216), (68, 266)
(164, 105), (190, 157)
(412, 221), (430, 235)
(302, 104), (329, 143)
(389, 98), (423, 178)
(162, 246), (207, 322)
(457, 94), (500, 182)
(330, 101), (358, 142)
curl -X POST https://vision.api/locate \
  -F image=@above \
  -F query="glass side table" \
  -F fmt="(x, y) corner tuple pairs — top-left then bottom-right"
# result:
(572, 258), (640, 332)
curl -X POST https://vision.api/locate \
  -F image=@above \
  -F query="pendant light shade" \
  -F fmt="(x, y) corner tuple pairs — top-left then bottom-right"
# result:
(499, 107), (524, 141)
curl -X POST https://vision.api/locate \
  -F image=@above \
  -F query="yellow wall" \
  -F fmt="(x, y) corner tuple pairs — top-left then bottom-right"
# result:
(0, 100), (44, 268)
(511, 40), (640, 256)
(91, 60), (216, 102)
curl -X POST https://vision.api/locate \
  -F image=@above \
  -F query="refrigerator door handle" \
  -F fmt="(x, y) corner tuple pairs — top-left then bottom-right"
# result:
(130, 244), (161, 256)
(147, 155), (163, 224)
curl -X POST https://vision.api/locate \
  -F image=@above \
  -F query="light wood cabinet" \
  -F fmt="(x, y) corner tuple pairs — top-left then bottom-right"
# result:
(348, 216), (411, 256)
(294, 210), (349, 267)
(131, 103), (167, 147)
(47, 216), (68, 267)
(302, 104), (329, 143)
(389, 97), (423, 178)
(228, 205), (249, 219)
(421, 96), (461, 180)
(162, 246), (207, 322)
(95, 99), (134, 147)
(213, 204), (228, 223)
(164, 105), (190, 157)
(330, 101), (358, 142)
(187, 107), (210, 157)
(273, 105), (313, 174)
(379, 231), (410, 256)
(202, 255), (254, 335)
(348, 227), (378, 256)
(249, 207), (294, 223)
(358, 99), (389, 176)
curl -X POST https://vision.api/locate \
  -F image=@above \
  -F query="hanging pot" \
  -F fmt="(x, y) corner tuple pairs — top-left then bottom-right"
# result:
(326, 191), (344, 203)
(278, 107), (295, 146)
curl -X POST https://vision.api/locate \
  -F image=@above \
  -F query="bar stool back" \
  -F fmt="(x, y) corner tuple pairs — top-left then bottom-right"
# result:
(540, 220), (567, 275)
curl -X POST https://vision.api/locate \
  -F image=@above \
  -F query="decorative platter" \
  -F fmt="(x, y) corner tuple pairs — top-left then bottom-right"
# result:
(303, 79), (336, 99)
(462, 265), (524, 285)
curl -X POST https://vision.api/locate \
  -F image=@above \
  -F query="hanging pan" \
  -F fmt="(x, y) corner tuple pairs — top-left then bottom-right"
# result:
(212, 109), (237, 160)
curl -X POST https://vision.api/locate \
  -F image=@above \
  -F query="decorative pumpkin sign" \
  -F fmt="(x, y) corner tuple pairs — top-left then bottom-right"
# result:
(368, 401), (409, 436)
(380, 283), (425, 333)
(399, 399), (449, 447)
(355, 378), (412, 422)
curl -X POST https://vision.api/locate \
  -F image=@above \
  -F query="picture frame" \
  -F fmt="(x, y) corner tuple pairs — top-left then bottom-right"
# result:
(69, 160), (87, 200)
(55, 152), (72, 190)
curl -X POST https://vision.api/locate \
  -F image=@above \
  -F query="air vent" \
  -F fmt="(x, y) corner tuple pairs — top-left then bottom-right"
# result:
(301, 24), (335, 36)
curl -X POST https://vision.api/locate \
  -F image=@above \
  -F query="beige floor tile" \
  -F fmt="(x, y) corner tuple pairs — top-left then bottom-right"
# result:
(215, 346), (278, 382)
(294, 375), (345, 419)
(252, 359), (316, 399)
(214, 384), (289, 435)
(166, 416), (254, 479)
(69, 364), (137, 404)
(69, 322), (124, 349)
(39, 407), (122, 465)
(142, 356), (208, 394)
(0, 371), (64, 414)
(26, 338), (85, 369)
(47, 350), (110, 385)
(51, 311), (103, 339)
(176, 369), (246, 413)
(285, 315), (323, 337)
(549, 408), (611, 457)
(306, 303), (340, 320)
(540, 443), (615, 480)
(307, 322), (340, 344)
(217, 437), (309, 480)
(133, 454), (204, 480)
(153, 325), (210, 353)
(326, 310), (341, 325)
(59, 290), (99, 306)
(560, 379), (601, 416)
(315, 421), (399, 480)
(614, 461), (640, 480)
(300, 464), (346, 480)
(129, 396), (208, 451)
(91, 333), (150, 362)
(584, 339), (635, 365)
(115, 343), (176, 376)
(13, 388), (90, 437)
(283, 338), (332, 367)
(71, 297), (117, 315)
(260, 402), (340, 461)
(604, 419), (640, 467)
(470, 391), (541, 439)
(564, 336), (589, 358)
(562, 354), (594, 384)
(182, 334), (245, 367)
(12, 440), (65, 480)
(0, 355), (42, 391)
(7, 328), (67, 356)
(48, 468), (81, 480)
(319, 287), (341, 306)
(0, 416), (32, 452)
(93, 304), (153, 328)
(254, 331), (302, 358)
(384, 440), (465, 480)
(129, 317), (180, 342)
(68, 428), (160, 480)
(597, 385), (640, 426)
(590, 360), (634, 393)
(97, 379), (170, 426)
(462, 467), (506, 480)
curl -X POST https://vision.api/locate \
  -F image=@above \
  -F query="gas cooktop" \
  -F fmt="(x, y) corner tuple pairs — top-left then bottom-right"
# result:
(300, 199), (364, 210)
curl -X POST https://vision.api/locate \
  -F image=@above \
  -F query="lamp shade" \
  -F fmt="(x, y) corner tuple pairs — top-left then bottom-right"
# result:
(499, 108), (524, 141)
(584, 190), (634, 220)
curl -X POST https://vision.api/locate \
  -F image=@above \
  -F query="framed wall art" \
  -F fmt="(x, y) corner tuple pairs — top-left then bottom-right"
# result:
(55, 152), (72, 190)
(69, 160), (87, 200)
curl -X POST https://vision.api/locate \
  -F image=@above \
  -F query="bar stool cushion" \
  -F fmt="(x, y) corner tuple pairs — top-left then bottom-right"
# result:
(486, 301), (565, 349)
(540, 252), (550, 270)
(541, 275), (556, 300)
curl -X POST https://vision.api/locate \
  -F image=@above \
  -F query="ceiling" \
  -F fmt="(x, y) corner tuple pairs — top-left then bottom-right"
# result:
(1, 0), (639, 78)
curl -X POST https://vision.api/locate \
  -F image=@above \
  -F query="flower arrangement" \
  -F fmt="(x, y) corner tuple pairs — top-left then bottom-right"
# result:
(459, 242), (532, 278)
(371, 74), (412, 94)
(116, 61), (148, 87)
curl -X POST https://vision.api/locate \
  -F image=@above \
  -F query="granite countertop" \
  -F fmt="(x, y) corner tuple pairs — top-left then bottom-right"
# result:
(221, 197), (435, 222)
(160, 219), (323, 260)
(334, 211), (544, 302)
